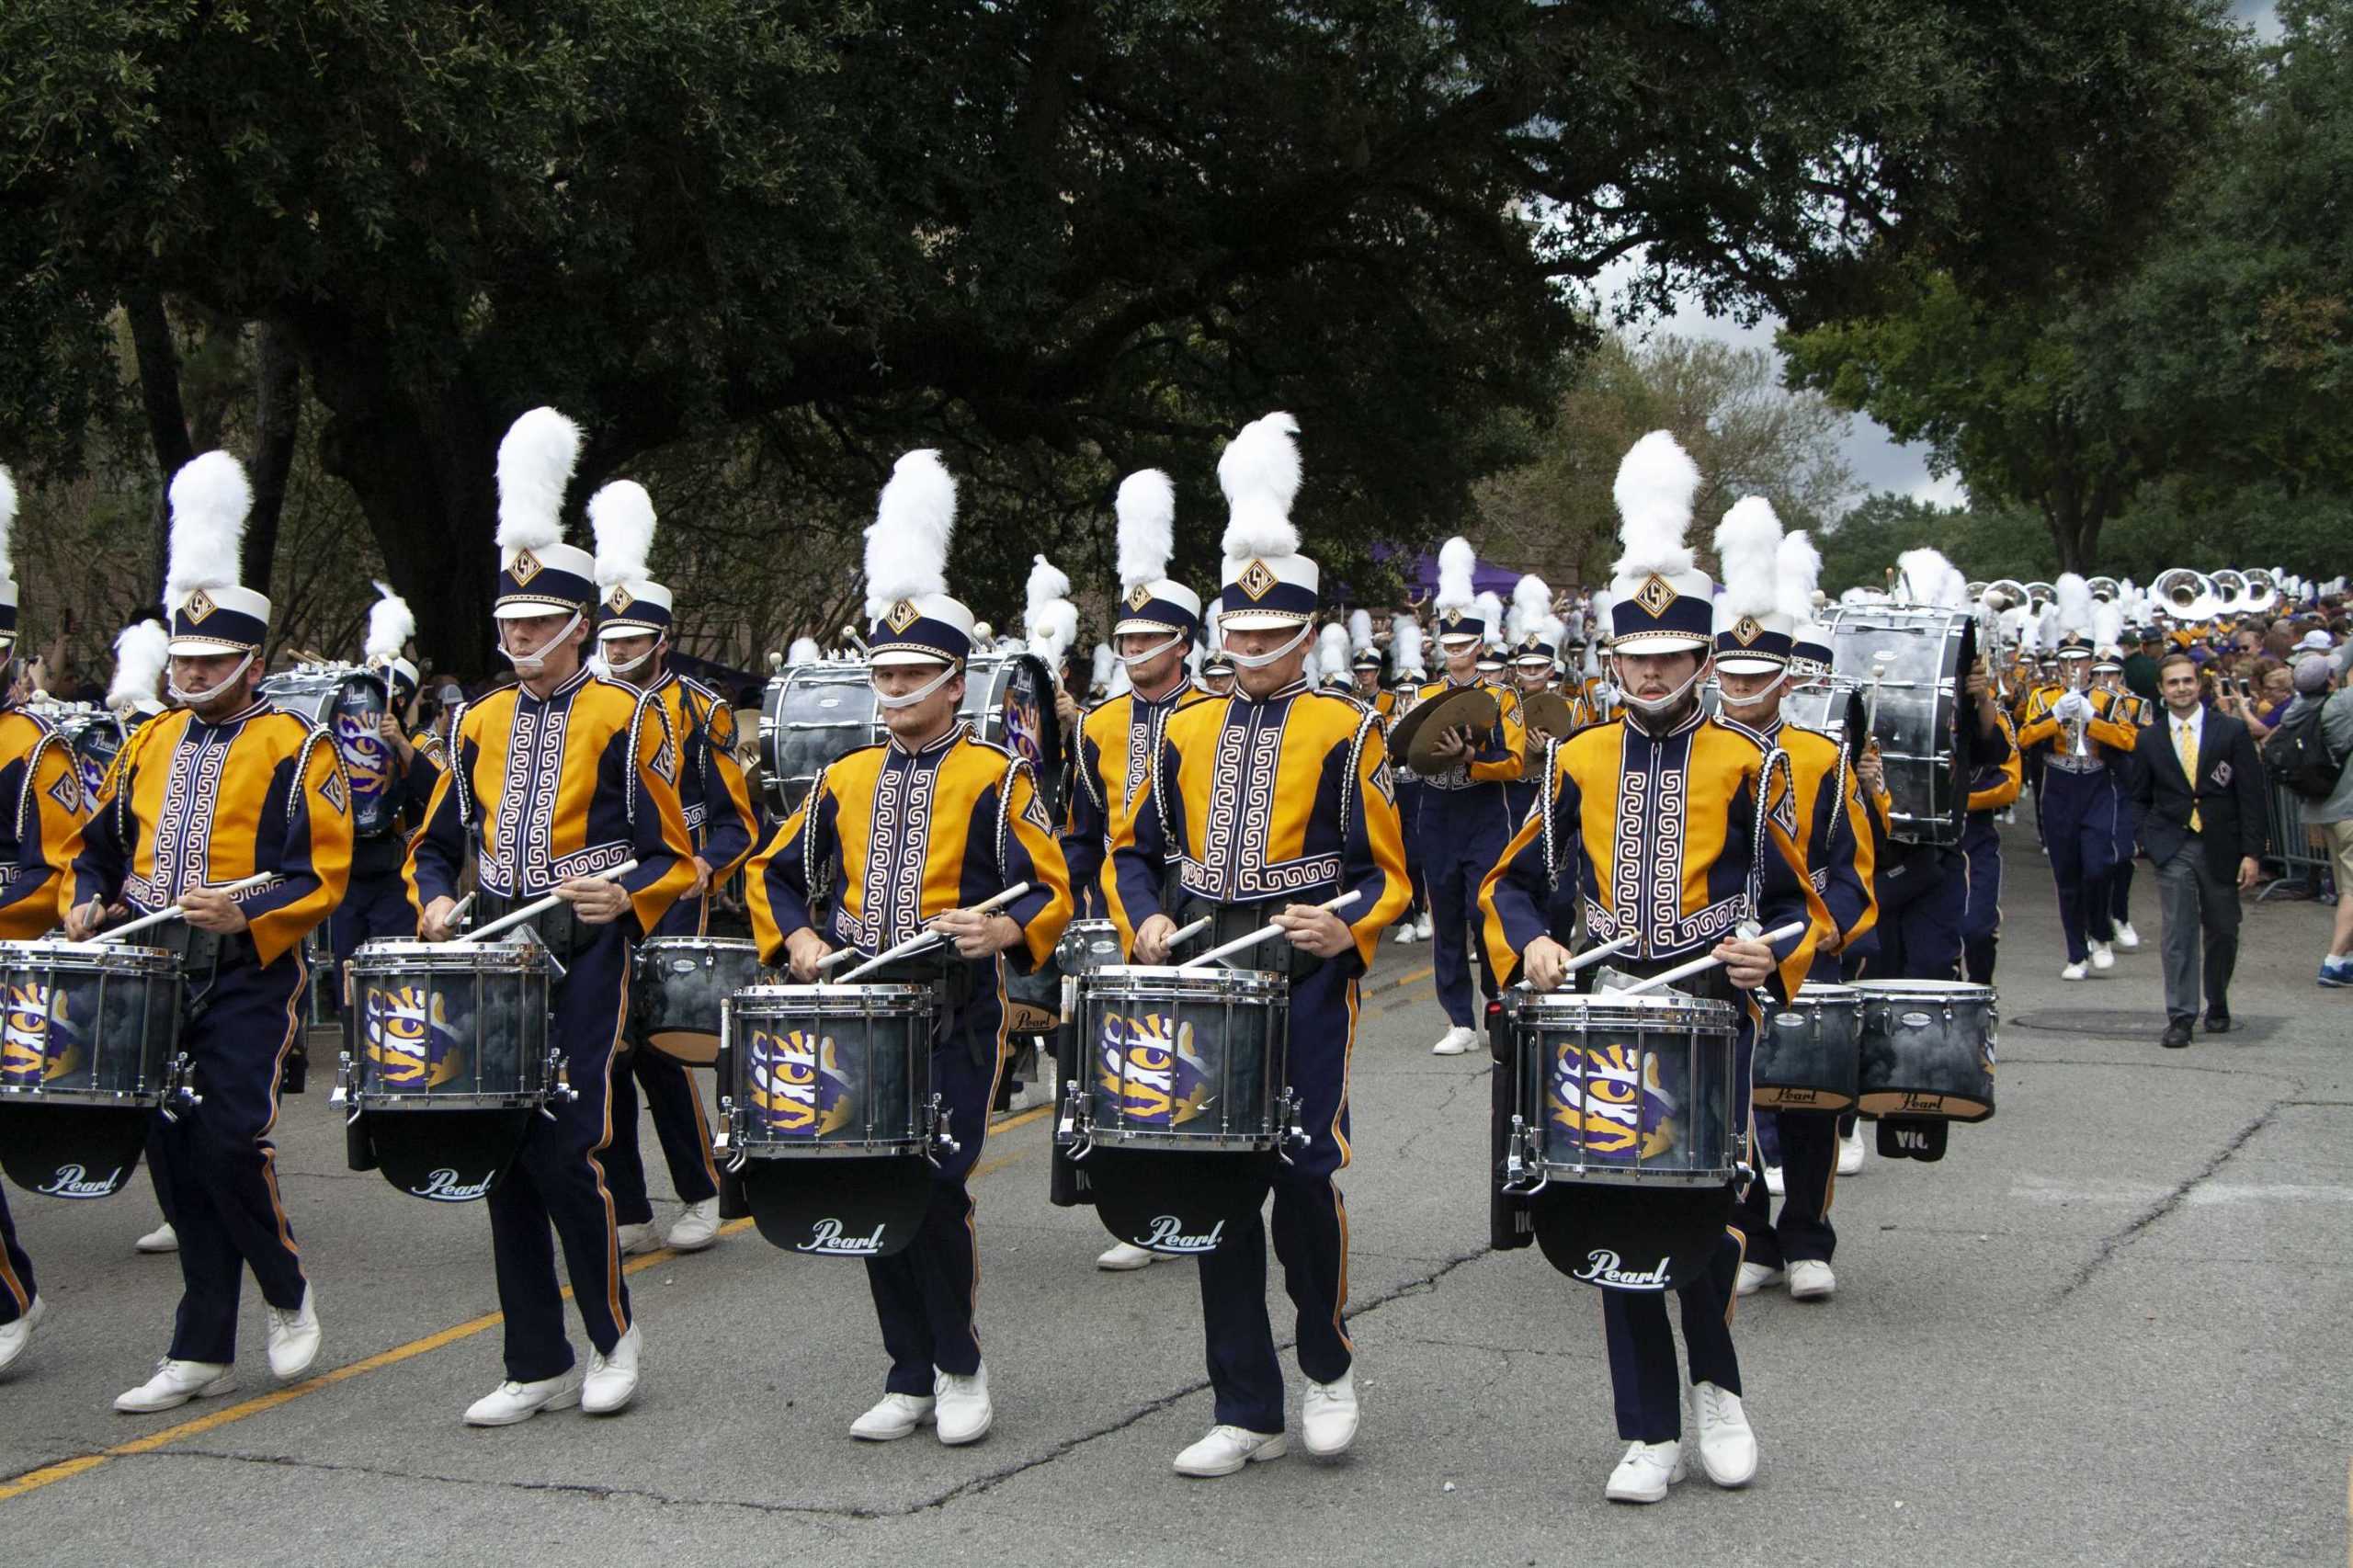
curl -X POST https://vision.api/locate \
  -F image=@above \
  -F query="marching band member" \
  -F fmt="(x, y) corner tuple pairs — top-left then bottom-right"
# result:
(1961, 673), (2024, 985)
(1478, 430), (1826, 1505)
(326, 584), (436, 971)
(2016, 574), (2138, 980)
(405, 409), (698, 1426)
(2093, 621), (2150, 951)
(1108, 412), (1409, 1477)
(586, 479), (759, 1257)
(0, 463), (91, 1375)
(1387, 618), (1434, 946)
(1705, 507), (1874, 1306)
(1063, 469), (1210, 1272)
(64, 453), (352, 1411)
(1505, 573), (1567, 821)
(746, 450), (1072, 1448)
(1415, 538), (1525, 1056)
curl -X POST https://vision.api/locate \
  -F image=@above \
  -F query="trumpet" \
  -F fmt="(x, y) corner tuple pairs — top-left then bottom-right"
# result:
(2063, 658), (2094, 759)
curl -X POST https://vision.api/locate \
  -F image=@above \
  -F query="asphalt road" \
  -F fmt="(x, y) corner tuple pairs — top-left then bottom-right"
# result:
(1, 820), (2347, 1567)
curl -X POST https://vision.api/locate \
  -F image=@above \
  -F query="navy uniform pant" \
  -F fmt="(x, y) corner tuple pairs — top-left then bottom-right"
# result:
(2041, 766), (2118, 962)
(1199, 962), (1357, 1435)
(870, 1010), (1003, 1396)
(491, 926), (633, 1382)
(2109, 774), (2139, 926)
(1395, 782), (1427, 918)
(1604, 1230), (1744, 1442)
(1423, 793), (1513, 1028)
(1961, 812), (2004, 984)
(1735, 1110), (1836, 1267)
(1874, 848), (1967, 982)
(328, 860), (419, 964)
(0, 1188), (32, 1326)
(155, 956), (310, 1364)
(605, 896), (722, 1223)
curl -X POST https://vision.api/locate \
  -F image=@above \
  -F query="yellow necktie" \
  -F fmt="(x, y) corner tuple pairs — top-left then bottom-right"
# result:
(2174, 720), (2200, 832)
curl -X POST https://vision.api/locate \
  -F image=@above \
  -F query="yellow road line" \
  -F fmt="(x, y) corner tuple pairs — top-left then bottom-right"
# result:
(0, 1101), (1058, 1506)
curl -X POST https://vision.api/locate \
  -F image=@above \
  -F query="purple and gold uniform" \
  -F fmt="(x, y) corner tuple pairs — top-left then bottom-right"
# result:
(65, 698), (353, 1366)
(1409, 672), (1526, 1028)
(1107, 676), (1409, 1437)
(2017, 678), (2138, 964)
(1063, 680), (1211, 915)
(1962, 707), (2023, 983)
(405, 667), (697, 1383)
(746, 724), (1070, 1400)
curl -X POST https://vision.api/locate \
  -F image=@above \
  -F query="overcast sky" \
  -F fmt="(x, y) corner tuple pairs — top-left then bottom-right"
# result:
(1592, 0), (2279, 518)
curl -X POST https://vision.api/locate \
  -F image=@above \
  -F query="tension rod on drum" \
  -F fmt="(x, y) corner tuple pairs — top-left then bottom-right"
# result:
(1176, 890), (1361, 971)
(825, 881), (1034, 983)
(1512, 934), (1635, 990)
(97, 872), (276, 943)
(1616, 922), (1809, 996)
(454, 861), (640, 944)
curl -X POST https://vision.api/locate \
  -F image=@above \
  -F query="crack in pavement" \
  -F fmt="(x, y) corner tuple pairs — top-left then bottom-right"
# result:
(2054, 1100), (2286, 1303)
(1391, 1069), (1484, 1165)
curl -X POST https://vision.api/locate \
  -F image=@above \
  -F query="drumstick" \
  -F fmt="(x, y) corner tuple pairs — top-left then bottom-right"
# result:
(826, 881), (1034, 983)
(1515, 934), (1635, 991)
(97, 872), (277, 943)
(453, 860), (641, 944)
(1175, 891), (1361, 971)
(1165, 915), (1212, 949)
(1616, 922), (1810, 996)
(446, 892), (477, 927)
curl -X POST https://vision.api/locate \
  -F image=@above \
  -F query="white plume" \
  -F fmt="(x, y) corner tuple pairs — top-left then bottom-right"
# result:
(164, 450), (254, 604)
(1776, 531), (1823, 624)
(494, 407), (583, 552)
(1089, 642), (1115, 692)
(365, 581), (415, 664)
(1393, 618), (1425, 674)
(1026, 553), (1071, 620)
(1508, 574), (1552, 641)
(1217, 412), (1302, 561)
(788, 636), (823, 664)
(1348, 608), (1374, 653)
(1894, 548), (1958, 608)
(2091, 598), (2125, 652)
(1318, 622), (1352, 682)
(1611, 430), (1700, 580)
(864, 450), (957, 619)
(1712, 497), (1783, 619)
(1437, 537), (1477, 613)
(0, 462), (16, 583)
(1107, 657), (1131, 699)
(2055, 572), (2094, 639)
(107, 619), (171, 712)
(1115, 470), (1177, 591)
(1474, 591), (1506, 649)
(1031, 600), (1080, 669)
(588, 480), (657, 588)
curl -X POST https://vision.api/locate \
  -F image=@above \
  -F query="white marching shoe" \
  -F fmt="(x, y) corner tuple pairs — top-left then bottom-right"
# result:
(0, 1296), (45, 1374)
(582, 1324), (641, 1415)
(1430, 1026), (1477, 1057)
(1097, 1241), (1160, 1271)
(665, 1199), (722, 1253)
(1604, 1439), (1686, 1504)
(934, 1364), (993, 1446)
(115, 1358), (237, 1414)
(1302, 1369), (1358, 1456)
(2113, 921), (2141, 950)
(1789, 1259), (1836, 1301)
(1734, 1262), (1786, 1298)
(135, 1221), (178, 1255)
(1392, 921), (1421, 946)
(849, 1392), (935, 1440)
(264, 1285), (322, 1380)
(1690, 1382), (1757, 1487)
(2060, 960), (2088, 982)
(1763, 1164), (1785, 1197)
(1414, 914), (1434, 941)
(1837, 1123), (1866, 1176)
(464, 1367), (583, 1426)
(617, 1221), (662, 1256)
(2089, 941), (2116, 972)
(1175, 1425), (1287, 1477)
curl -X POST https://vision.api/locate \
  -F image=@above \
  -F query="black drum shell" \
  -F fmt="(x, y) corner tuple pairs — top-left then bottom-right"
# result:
(637, 937), (762, 1067)
(1753, 983), (1861, 1112)
(1075, 965), (1289, 1153)
(1854, 982), (1995, 1122)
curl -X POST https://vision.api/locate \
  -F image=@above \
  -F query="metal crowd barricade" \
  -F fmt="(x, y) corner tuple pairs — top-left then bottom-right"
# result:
(2256, 766), (2330, 903)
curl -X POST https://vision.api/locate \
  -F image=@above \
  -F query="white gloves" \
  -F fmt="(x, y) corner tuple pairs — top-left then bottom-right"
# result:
(2054, 690), (2091, 722)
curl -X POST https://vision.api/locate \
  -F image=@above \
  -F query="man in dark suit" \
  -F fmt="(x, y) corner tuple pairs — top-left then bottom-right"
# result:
(2131, 653), (2266, 1047)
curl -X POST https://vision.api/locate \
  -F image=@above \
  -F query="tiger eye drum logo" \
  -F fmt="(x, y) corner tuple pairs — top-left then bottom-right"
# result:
(1546, 1040), (1679, 1161)
(1, 982), (83, 1087)
(1097, 1011), (1213, 1127)
(362, 984), (464, 1090)
(335, 710), (392, 804)
(748, 1028), (855, 1138)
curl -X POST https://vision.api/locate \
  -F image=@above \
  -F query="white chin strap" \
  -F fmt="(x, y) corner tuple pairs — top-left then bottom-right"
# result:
(1117, 631), (1188, 670)
(872, 663), (959, 710)
(1622, 664), (1709, 718)
(166, 649), (256, 706)
(1226, 623), (1312, 670)
(499, 610), (584, 676)
(602, 640), (661, 678)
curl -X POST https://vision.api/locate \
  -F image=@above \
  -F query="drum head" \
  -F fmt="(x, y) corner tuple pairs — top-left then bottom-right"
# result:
(1085, 1148), (1272, 1256)
(1531, 1183), (1733, 1292)
(738, 1155), (931, 1258)
(0, 1103), (150, 1199)
(361, 1108), (534, 1203)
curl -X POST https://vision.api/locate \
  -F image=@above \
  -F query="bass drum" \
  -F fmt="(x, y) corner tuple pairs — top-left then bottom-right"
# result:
(1817, 608), (1978, 846)
(261, 665), (399, 839)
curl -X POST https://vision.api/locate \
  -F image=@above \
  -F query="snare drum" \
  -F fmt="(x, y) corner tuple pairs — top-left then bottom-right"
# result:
(1066, 965), (1292, 1153)
(0, 939), (186, 1199)
(637, 937), (762, 1067)
(1753, 983), (1862, 1111)
(1501, 989), (1740, 1187)
(1854, 979), (1995, 1121)
(722, 983), (938, 1159)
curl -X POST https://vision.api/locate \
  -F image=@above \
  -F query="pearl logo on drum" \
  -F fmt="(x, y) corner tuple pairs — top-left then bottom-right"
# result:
(410, 1167), (496, 1202)
(38, 1163), (125, 1199)
(798, 1218), (889, 1256)
(1141, 1214), (1226, 1254)
(1572, 1249), (1672, 1290)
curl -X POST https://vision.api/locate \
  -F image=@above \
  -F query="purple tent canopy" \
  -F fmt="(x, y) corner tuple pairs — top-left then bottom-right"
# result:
(1376, 542), (1525, 601)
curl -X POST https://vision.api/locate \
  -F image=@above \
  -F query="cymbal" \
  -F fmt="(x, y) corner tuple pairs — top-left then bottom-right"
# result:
(1520, 690), (1578, 741)
(1390, 685), (1499, 776)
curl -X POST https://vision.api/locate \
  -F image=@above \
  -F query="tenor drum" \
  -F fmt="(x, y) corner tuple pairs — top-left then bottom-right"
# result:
(0, 940), (186, 1199)
(35, 703), (137, 803)
(337, 939), (557, 1202)
(1812, 607), (1978, 845)
(262, 665), (401, 840)
(1854, 979), (1996, 1122)
(636, 937), (762, 1067)
(1753, 983), (1862, 1112)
